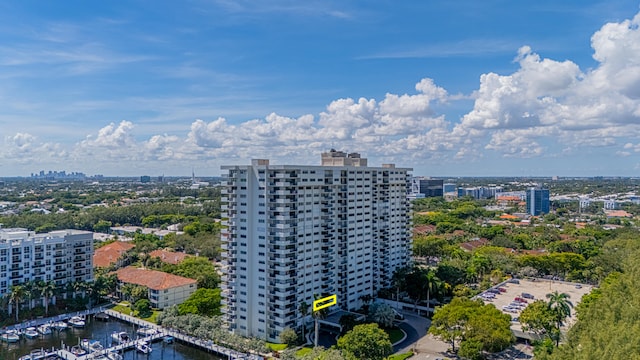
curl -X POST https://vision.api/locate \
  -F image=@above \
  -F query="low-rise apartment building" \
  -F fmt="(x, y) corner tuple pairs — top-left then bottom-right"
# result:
(0, 228), (93, 297)
(115, 266), (197, 309)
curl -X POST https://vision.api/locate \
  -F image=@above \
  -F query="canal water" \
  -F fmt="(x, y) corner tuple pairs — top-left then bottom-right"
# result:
(0, 316), (224, 360)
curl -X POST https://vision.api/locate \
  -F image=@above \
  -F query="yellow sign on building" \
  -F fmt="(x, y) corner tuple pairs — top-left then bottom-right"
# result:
(313, 294), (337, 312)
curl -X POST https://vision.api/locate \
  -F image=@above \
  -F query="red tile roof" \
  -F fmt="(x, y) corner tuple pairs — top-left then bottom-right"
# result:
(413, 225), (436, 235)
(115, 266), (197, 290)
(149, 250), (192, 265)
(93, 241), (135, 268)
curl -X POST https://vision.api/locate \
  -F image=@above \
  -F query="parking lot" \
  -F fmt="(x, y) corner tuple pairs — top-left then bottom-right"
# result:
(477, 278), (593, 333)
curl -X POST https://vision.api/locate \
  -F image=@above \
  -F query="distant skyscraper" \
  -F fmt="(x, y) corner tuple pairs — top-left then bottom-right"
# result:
(220, 151), (412, 342)
(526, 187), (550, 215)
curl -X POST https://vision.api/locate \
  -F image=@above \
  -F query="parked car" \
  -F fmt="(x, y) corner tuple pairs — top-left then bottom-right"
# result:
(521, 292), (534, 299)
(509, 279), (520, 284)
(498, 287), (507, 293)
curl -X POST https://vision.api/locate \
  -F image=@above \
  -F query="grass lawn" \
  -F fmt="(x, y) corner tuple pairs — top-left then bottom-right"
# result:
(111, 302), (161, 324)
(385, 327), (405, 344)
(387, 351), (413, 360)
(267, 342), (288, 351)
(296, 347), (313, 357)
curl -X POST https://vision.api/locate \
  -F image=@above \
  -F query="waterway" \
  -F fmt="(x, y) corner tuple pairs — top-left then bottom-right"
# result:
(0, 316), (224, 360)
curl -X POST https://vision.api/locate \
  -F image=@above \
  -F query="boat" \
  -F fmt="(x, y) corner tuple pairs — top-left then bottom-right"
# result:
(163, 335), (174, 344)
(106, 350), (124, 360)
(110, 331), (130, 344)
(136, 327), (158, 336)
(1, 329), (20, 342)
(17, 349), (51, 360)
(24, 327), (39, 339)
(135, 340), (152, 354)
(51, 321), (68, 331)
(80, 338), (104, 352)
(95, 312), (110, 322)
(68, 316), (86, 328)
(37, 324), (52, 335)
(70, 345), (87, 356)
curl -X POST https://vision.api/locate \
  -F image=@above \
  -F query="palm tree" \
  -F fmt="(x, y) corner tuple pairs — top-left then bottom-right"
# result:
(9, 285), (26, 322)
(38, 280), (57, 316)
(298, 301), (310, 343)
(424, 269), (442, 316)
(23, 280), (38, 310)
(546, 291), (574, 346)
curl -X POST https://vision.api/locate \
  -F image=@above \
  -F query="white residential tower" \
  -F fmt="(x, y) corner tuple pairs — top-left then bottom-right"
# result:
(220, 151), (412, 342)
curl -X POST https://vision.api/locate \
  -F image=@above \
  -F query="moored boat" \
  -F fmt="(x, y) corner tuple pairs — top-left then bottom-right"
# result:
(51, 321), (68, 331)
(68, 316), (85, 328)
(80, 338), (104, 352)
(135, 340), (152, 354)
(37, 324), (51, 335)
(110, 331), (130, 344)
(136, 327), (158, 336)
(24, 327), (39, 339)
(163, 335), (174, 344)
(1, 329), (20, 343)
(17, 349), (50, 360)
(70, 345), (86, 356)
(106, 350), (124, 360)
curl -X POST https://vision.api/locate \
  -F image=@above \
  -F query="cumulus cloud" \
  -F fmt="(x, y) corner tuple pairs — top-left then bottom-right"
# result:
(453, 11), (640, 158)
(6, 11), (640, 174)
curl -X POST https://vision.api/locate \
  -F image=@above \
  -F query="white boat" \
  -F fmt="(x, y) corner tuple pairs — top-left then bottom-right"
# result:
(106, 350), (124, 360)
(136, 327), (158, 336)
(18, 349), (50, 360)
(80, 338), (104, 352)
(37, 324), (51, 335)
(68, 316), (86, 328)
(110, 331), (130, 344)
(52, 321), (69, 331)
(1, 330), (20, 342)
(135, 340), (152, 354)
(70, 345), (86, 356)
(24, 327), (39, 339)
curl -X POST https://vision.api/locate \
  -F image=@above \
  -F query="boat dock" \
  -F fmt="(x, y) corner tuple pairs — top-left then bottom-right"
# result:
(77, 310), (263, 360)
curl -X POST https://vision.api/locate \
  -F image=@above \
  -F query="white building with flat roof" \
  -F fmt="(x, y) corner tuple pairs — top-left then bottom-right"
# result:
(0, 228), (93, 297)
(220, 151), (412, 342)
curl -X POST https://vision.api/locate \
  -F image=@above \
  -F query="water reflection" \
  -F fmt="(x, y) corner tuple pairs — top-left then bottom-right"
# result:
(0, 316), (223, 360)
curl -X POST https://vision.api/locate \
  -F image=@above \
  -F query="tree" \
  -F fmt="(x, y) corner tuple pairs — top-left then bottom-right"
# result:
(135, 299), (152, 317)
(519, 300), (556, 339)
(178, 288), (222, 317)
(93, 219), (112, 233)
(298, 301), (310, 343)
(546, 291), (573, 346)
(38, 280), (57, 316)
(9, 285), (26, 322)
(368, 302), (395, 328)
(430, 297), (514, 355)
(337, 323), (393, 360)
(429, 298), (473, 353)
(279, 327), (298, 346)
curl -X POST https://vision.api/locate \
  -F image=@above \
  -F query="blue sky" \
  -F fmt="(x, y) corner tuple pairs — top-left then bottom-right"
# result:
(1, 0), (640, 177)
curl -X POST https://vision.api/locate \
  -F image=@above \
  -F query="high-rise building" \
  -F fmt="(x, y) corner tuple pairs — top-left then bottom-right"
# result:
(220, 151), (412, 342)
(526, 187), (550, 215)
(0, 228), (94, 297)
(410, 177), (444, 197)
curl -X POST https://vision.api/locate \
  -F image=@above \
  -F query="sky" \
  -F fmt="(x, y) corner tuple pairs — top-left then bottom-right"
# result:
(1, 0), (640, 177)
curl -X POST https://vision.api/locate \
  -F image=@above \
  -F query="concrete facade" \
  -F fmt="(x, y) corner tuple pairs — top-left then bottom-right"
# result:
(220, 152), (412, 342)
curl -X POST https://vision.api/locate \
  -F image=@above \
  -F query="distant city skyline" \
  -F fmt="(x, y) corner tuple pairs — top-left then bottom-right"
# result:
(1, 1), (640, 176)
